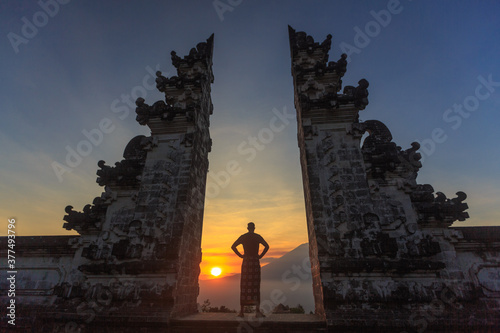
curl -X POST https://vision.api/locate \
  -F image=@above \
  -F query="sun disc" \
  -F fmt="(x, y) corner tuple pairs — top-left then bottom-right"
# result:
(211, 267), (222, 277)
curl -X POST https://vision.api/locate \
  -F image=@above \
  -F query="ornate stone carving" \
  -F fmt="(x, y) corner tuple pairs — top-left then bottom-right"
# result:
(111, 239), (144, 260)
(289, 26), (345, 80)
(96, 135), (150, 187)
(397, 141), (422, 172)
(81, 242), (112, 260)
(171, 50), (182, 68)
(361, 120), (422, 180)
(361, 120), (399, 178)
(337, 79), (369, 109)
(155, 71), (169, 93)
(135, 98), (183, 124)
(298, 92), (337, 111)
(411, 185), (469, 226)
(328, 53), (348, 77)
(320, 34), (332, 52)
(62, 196), (107, 233)
(134, 36), (214, 130)
(477, 267), (500, 293)
(170, 36), (214, 69)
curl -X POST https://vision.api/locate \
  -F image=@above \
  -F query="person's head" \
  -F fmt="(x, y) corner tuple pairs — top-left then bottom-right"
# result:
(247, 222), (255, 232)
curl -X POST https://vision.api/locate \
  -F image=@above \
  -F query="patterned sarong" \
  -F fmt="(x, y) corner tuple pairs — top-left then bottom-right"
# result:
(240, 256), (261, 305)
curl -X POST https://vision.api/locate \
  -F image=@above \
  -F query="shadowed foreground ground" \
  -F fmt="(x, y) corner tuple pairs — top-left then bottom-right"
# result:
(170, 312), (326, 333)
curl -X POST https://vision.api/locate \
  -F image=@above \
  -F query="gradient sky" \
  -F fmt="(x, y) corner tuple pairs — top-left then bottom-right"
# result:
(1, 1), (499, 279)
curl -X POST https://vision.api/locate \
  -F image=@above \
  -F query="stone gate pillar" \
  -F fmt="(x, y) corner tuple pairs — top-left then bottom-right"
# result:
(56, 34), (214, 331)
(288, 27), (499, 332)
(288, 26), (373, 319)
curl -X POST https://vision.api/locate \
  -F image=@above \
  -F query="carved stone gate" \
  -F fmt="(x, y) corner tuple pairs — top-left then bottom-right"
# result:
(0, 35), (214, 332)
(0, 30), (499, 332)
(289, 26), (500, 331)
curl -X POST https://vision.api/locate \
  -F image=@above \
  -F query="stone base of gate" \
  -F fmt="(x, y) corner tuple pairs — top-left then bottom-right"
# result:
(170, 312), (327, 333)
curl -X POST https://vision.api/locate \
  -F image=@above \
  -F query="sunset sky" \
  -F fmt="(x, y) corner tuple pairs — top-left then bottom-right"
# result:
(1, 1), (499, 280)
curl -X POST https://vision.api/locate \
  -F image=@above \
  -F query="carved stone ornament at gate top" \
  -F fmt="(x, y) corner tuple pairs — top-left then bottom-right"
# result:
(135, 98), (185, 124)
(289, 26), (350, 80)
(410, 185), (469, 226)
(337, 79), (369, 109)
(328, 53), (348, 77)
(96, 135), (150, 187)
(170, 35), (214, 71)
(361, 120), (423, 180)
(62, 196), (108, 233)
(155, 71), (169, 92)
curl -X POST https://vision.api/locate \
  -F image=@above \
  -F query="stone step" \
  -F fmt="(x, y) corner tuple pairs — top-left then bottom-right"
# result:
(170, 312), (327, 333)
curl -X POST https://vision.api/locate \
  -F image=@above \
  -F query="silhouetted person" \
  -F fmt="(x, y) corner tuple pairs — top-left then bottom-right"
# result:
(231, 222), (269, 318)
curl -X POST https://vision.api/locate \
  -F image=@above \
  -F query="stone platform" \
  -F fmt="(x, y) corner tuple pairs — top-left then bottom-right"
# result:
(170, 312), (327, 333)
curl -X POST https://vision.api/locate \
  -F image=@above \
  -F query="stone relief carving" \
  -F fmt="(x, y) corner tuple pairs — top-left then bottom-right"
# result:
(337, 79), (369, 110)
(134, 37), (214, 128)
(62, 196), (108, 233)
(96, 135), (151, 187)
(411, 185), (469, 226)
(361, 120), (422, 180)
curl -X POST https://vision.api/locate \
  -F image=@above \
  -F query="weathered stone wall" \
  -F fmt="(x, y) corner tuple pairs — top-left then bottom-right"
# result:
(0, 35), (214, 332)
(0, 236), (78, 331)
(289, 26), (500, 332)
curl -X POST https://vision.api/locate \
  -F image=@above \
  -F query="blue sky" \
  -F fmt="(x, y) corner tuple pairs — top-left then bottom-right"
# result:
(1, 0), (499, 251)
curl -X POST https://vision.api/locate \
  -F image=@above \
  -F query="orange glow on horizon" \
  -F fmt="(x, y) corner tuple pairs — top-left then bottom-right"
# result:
(198, 246), (284, 280)
(199, 251), (236, 280)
